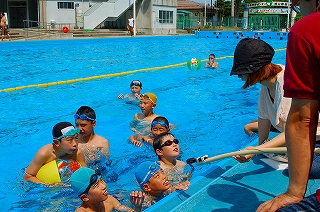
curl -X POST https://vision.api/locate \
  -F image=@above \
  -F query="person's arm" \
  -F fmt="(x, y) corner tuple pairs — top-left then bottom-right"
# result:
(234, 120), (286, 163)
(258, 118), (271, 145)
(23, 147), (49, 183)
(244, 120), (258, 135)
(141, 135), (153, 145)
(257, 98), (319, 212)
(286, 99), (319, 201)
(130, 114), (140, 133)
(101, 137), (110, 153)
(3, 17), (7, 29)
(129, 135), (143, 147)
(77, 149), (87, 167)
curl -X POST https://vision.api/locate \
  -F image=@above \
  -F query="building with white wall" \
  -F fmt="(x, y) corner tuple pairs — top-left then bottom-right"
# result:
(0, 0), (177, 35)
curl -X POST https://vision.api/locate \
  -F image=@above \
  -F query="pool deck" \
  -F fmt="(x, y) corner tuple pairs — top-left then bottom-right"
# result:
(147, 147), (319, 211)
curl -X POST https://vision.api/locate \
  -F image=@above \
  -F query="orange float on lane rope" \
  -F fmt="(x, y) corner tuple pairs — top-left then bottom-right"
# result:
(62, 26), (69, 33)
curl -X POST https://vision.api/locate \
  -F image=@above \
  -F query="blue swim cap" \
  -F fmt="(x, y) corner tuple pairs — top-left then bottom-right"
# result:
(135, 161), (161, 188)
(70, 167), (96, 195)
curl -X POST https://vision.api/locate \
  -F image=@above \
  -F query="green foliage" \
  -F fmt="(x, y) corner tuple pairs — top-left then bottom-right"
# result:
(294, 13), (302, 22)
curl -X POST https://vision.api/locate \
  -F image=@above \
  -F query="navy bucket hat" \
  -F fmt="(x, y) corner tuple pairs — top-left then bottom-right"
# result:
(230, 38), (275, 76)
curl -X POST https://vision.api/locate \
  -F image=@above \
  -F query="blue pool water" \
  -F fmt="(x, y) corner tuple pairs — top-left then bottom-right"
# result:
(0, 36), (287, 211)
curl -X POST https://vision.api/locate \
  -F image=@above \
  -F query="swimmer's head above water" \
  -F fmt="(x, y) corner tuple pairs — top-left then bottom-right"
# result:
(141, 92), (157, 104)
(74, 106), (96, 122)
(53, 122), (80, 140)
(130, 80), (142, 88)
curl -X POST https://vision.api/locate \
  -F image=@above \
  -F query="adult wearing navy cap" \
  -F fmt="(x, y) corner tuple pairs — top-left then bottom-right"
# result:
(230, 38), (292, 163)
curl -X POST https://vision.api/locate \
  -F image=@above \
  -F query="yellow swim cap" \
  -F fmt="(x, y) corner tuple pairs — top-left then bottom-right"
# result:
(142, 92), (157, 104)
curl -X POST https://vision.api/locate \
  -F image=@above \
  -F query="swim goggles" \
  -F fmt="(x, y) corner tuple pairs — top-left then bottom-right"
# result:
(160, 139), (179, 148)
(139, 161), (161, 186)
(74, 114), (95, 121)
(151, 121), (169, 129)
(130, 80), (142, 87)
(290, 1), (301, 14)
(57, 128), (80, 140)
(291, 5), (301, 13)
(82, 171), (102, 195)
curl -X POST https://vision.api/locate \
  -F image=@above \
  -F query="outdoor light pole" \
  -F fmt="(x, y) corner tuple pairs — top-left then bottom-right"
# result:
(211, 0), (213, 25)
(133, 0), (136, 36)
(287, 0), (290, 29)
(204, 0), (207, 26)
(231, 0), (234, 26)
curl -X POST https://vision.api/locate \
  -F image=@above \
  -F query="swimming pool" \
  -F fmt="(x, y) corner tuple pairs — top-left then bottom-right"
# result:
(0, 35), (287, 211)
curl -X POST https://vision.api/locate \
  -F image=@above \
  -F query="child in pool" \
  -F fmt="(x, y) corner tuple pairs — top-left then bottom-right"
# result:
(23, 122), (86, 184)
(74, 106), (110, 169)
(153, 132), (191, 185)
(118, 80), (143, 103)
(130, 92), (159, 135)
(70, 167), (143, 212)
(205, 53), (219, 69)
(129, 116), (170, 147)
(131, 161), (189, 208)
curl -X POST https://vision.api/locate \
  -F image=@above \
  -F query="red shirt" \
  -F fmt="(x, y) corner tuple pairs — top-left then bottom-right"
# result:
(284, 12), (320, 101)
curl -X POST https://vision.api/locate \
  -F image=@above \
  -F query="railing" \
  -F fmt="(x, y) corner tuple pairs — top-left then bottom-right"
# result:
(83, 2), (103, 16)
(23, 20), (73, 40)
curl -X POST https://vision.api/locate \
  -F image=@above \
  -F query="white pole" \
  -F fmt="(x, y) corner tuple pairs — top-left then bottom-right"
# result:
(231, 0), (234, 26)
(204, 0), (207, 26)
(287, 0), (290, 29)
(133, 0), (136, 36)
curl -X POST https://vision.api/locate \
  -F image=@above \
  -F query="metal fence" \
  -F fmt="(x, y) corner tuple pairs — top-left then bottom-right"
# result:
(178, 15), (287, 32)
(23, 20), (73, 39)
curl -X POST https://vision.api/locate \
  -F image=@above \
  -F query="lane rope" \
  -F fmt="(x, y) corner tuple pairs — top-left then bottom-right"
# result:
(0, 48), (286, 93)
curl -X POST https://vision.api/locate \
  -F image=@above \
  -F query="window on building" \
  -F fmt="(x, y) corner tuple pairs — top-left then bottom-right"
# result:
(159, 10), (173, 24)
(58, 2), (74, 9)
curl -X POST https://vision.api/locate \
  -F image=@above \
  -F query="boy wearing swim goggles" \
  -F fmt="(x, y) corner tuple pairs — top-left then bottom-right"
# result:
(153, 132), (186, 170)
(132, 161), (189, 208)
(74, 106), (110, 165)
(131, 92), (159, 135)
(153, 132), (192, 186)
(118, 80), (142, 103)
(24, 122), (86, 184)
(129, 116), (170, 147)
(71, 167), (143, 212)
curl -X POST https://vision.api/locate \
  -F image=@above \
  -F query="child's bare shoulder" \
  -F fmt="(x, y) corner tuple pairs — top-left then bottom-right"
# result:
(177, 160), (186, 166)
(104, 195), (121, 210)
(135, 113), (145, 120)
(144, 114), (158, 121)
(75, 205), (87, 212)
(93, 135), (109, 148)
(36, 144), (54, 158)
